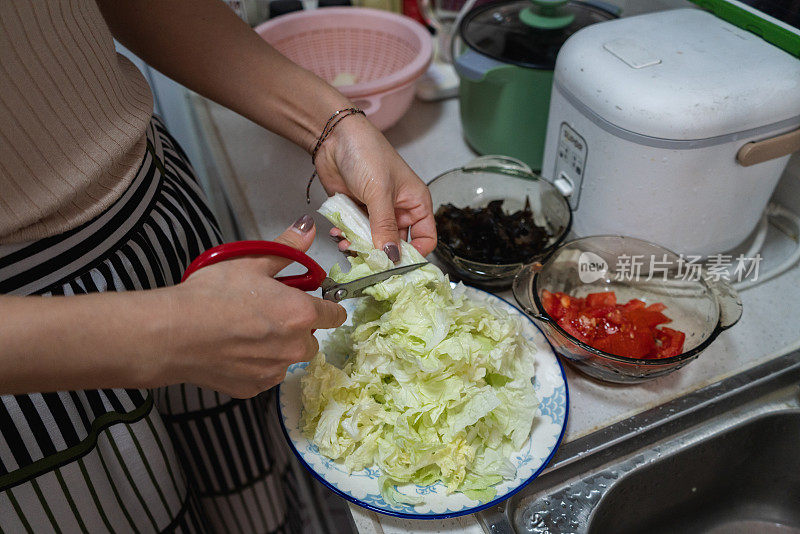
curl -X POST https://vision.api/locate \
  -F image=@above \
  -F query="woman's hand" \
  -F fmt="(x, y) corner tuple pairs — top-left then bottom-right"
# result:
(162, 216), (346, 398)
(313, 114), (437, 261)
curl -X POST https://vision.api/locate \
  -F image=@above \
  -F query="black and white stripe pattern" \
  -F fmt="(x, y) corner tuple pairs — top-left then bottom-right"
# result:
(0, 117), (303, 533)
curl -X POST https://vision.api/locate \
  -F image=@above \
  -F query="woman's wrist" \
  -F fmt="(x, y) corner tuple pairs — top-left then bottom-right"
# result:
(313, 111), (373, 171)
(297, 90), (356, 154)
(133, 288), (184, 389)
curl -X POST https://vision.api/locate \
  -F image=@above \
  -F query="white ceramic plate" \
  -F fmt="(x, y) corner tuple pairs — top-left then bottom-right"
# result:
(277, 287), (569, 519)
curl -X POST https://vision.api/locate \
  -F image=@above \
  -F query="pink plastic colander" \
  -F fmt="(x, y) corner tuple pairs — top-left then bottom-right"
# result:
(255, 8), (433, 131)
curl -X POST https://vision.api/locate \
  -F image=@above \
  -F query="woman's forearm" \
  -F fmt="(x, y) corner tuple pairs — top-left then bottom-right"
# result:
(0, 291), (173, 395)
(97, 0), (351, 152)
(0, 223), (346, 399)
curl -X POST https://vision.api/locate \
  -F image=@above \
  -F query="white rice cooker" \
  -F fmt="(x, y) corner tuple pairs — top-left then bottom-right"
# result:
(541, 8), (800, 256)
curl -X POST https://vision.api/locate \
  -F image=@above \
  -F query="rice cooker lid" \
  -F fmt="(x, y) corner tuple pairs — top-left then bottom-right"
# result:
(553, 9), (800, 140)
(459, 0), (617, 70)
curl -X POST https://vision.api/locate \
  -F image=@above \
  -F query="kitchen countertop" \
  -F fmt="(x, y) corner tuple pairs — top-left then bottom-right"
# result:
(191, 94), (800, 534)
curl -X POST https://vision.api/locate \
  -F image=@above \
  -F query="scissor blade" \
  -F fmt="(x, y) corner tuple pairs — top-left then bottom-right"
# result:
(322, 262), (427, 302)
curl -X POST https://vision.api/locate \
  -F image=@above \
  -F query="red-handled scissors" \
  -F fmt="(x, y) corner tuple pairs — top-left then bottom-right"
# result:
(181, 240), (426, 303)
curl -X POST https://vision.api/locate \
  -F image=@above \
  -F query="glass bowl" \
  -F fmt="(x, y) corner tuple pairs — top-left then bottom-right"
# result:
(428, 156), (572, 290)
(512, 235), (743, 384)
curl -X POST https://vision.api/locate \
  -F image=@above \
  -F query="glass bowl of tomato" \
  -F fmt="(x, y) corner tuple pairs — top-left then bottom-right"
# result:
(429, 156), (572, 290)
(512, 235), (743, 383)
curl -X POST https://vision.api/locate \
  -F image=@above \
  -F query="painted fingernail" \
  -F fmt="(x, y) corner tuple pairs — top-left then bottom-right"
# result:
(292, 214), (314, 234)
(383, 242), (400, 262)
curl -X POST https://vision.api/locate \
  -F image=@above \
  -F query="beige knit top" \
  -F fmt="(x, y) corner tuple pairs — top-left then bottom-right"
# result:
(0, 0), (154, 244)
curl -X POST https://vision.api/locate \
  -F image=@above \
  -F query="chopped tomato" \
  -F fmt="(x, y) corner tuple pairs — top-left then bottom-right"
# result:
(585, 305), (617, 320)
(586, 292), (617, 308)
(540, 290), (685, 359)
(655, 327), (686, 358)
(626, 307), (670, 329)
(623, 299), (646, 312)
(560, 317), (586, 341)
(541, 290), (567, 320)
(594, 328), (655, 359)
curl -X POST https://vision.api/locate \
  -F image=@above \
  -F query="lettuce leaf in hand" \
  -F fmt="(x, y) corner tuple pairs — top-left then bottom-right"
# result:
(301, 194), (538, 505)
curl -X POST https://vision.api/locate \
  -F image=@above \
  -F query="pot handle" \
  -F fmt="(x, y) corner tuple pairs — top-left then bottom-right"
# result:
(464, 155), (534, 174)
(705, 277), (743, 331)
(737, 127), (800, 167)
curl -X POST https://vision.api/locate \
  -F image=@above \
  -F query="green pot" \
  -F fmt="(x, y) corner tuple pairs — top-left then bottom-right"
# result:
(455, 0), (618, 171)
(456, 53), (554, 171)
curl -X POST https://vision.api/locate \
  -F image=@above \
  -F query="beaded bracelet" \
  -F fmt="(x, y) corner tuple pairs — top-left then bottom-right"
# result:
(306, 107), (365, 204)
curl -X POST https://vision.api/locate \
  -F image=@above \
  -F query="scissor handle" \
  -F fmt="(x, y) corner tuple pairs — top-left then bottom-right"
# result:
(181, 240), (327, 290)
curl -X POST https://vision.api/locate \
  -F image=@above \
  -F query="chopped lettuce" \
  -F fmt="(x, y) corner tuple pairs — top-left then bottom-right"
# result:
(301, 194), (538, 505)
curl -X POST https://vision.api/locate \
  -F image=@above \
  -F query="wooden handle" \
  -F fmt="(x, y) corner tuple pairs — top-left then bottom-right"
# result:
(737, 127), (800, 167)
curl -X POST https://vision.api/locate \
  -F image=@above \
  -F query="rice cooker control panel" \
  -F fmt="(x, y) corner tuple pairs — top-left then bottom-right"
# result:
(553, 123), (587, 210)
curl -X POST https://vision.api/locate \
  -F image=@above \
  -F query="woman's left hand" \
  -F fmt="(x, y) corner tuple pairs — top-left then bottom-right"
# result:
(313, 113), (436, 262)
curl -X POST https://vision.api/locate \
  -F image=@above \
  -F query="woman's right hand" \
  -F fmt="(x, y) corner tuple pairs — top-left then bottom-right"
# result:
(160, 215), (346, 398)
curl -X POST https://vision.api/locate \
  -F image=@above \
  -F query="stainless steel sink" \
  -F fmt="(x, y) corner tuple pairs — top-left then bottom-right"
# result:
(589, 411), (800, 534)
(477, 350), (800, 534)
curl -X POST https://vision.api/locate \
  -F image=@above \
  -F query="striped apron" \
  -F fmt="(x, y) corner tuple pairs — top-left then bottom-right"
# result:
(0, 118), (303, 533)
